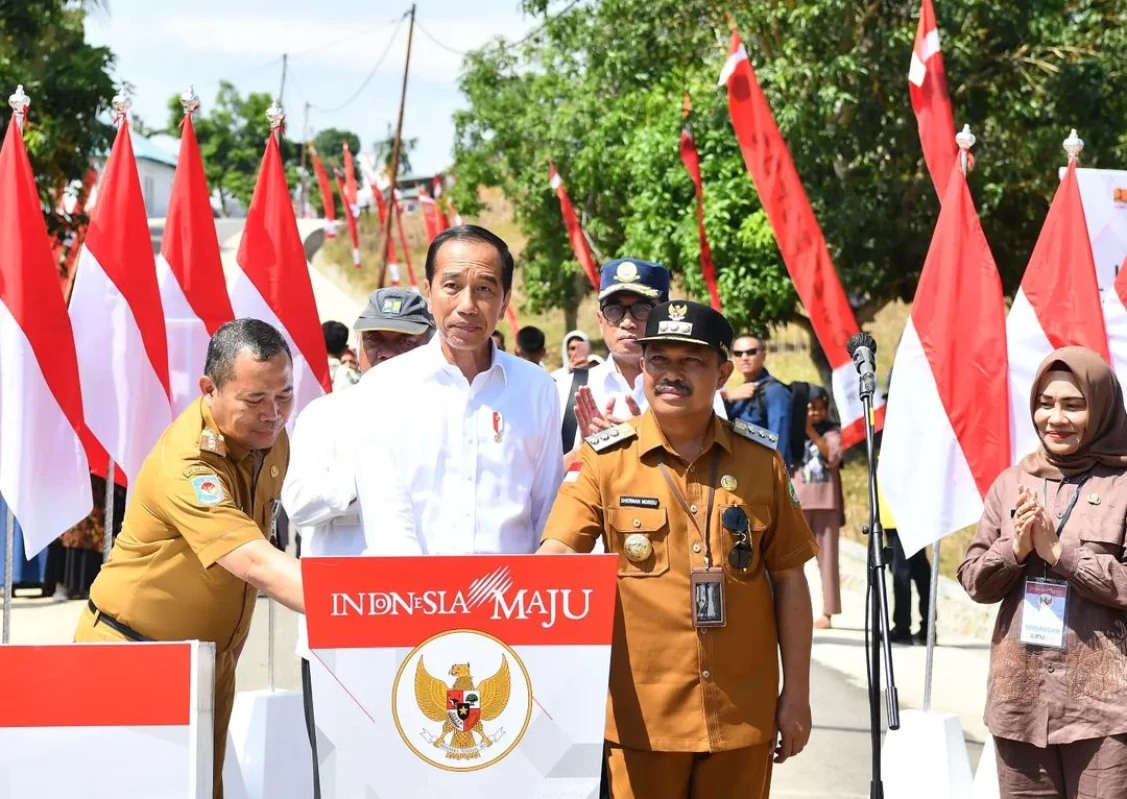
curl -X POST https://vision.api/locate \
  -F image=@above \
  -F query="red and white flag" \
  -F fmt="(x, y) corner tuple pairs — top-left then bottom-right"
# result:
(231, 126), (330, 417)
(0, 111), (92, 554)
(158, 111), (235, 416)
(879, 160), (1010, 555)
(548, 160), (600, 290)
(433, 175), (450, 231)
(679, 94), (721, 311)
(309, 143), (337, 239)
(908, 0), (958, 200)
(334, 168), (362, 269)
(341, 140), (360, 218)
(393, 193), (419, 288)
(1006, 156), (1108, 463)
(1105, 254), (1127, 390)
(417, 185), (440, 242)
(69, 119), (171, 483)
(719, 27), (881, 448)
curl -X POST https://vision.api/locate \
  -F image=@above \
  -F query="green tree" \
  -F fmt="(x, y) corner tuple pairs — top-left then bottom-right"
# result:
(167, 81), (301, 215)
(311, 127), (360, 172)
(374, 124), (417, 179)
(452, 0), (1127, 341)
(0, 0), (115, 259)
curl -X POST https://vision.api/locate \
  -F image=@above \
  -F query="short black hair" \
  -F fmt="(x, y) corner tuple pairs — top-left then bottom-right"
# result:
(322, 320), (350, 357)
(425, 224), (515, 293)
(491, 329), (506, 350)
(516, 326), (545, 353)
(205, 319), (292, 389)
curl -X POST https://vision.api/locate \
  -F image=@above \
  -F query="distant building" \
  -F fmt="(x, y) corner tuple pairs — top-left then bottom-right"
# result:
(90, 130), (178, 218)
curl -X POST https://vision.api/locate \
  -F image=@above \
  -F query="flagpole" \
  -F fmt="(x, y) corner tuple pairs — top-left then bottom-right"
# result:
(921, 124), (976, 712)
(100, 86), (133, 566)
(2, 499), (13, 644)
(377, 4), (416, 289)
(264, 97), (289, 693)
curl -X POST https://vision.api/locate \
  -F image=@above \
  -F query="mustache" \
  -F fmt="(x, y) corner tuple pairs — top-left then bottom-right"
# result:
(655, 380), (692, 395)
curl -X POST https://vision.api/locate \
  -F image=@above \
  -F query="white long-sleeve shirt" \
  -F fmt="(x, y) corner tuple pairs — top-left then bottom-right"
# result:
(354, 336), (564, 556)
(281, 387), (365, 660)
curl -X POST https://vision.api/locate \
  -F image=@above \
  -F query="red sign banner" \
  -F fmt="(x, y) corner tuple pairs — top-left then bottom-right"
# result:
(303, 554), (618, 649)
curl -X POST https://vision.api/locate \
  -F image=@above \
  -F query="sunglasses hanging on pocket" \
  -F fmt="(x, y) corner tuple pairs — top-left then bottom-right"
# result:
(723, 506), (753, 571)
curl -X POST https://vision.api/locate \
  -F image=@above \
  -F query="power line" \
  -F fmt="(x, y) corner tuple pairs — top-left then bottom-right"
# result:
(414, 0), (585, 58)
(415, 21), (467, 56)
(306, 13), (408, 114)
(289, 14), (406, 60)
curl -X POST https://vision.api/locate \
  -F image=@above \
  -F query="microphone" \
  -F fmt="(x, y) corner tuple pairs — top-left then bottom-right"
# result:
(847, 332), (878, 400)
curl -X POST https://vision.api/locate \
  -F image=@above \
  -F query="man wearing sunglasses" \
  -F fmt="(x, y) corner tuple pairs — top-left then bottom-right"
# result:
(540, 300), (819, 798)
(726, 334), (794, 466)
(558, 258), (726, 457)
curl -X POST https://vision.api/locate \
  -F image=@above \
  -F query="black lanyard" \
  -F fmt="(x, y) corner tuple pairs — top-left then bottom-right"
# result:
(658, 449), (721, 567)
(1041, 475), (1089, 538)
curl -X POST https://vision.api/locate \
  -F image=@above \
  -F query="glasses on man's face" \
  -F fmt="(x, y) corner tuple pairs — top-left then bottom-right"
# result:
(601, 302), (654, 324)
(732, 348), (759, 358)
(722, 506), (753, 571)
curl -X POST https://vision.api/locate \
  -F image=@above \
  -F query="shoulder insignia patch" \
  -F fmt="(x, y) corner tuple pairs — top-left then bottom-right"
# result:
(189, 474), (225, 506)
(183, 464), (215, 479)
(198, 430), (227, 457)
(788, 479), (801, 507)
(585, 422), (637, 453)
(733, 420), (779, 450)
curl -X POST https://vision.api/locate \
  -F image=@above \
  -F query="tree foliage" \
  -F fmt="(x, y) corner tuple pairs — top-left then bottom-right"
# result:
(166, 81), (302, 214)
(312, 127), (360, 172)
(0, 0), (115, 253)
(451, 0), (1127, 335)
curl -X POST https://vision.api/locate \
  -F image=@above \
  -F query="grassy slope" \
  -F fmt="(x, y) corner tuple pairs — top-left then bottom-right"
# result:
(320, 189), (973, 578)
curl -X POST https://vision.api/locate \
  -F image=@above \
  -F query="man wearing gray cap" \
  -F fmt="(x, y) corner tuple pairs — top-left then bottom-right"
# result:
(281, 286), (434, 799)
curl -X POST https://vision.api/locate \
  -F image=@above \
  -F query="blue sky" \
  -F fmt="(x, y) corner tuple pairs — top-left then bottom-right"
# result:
(85, 0), (537, 175)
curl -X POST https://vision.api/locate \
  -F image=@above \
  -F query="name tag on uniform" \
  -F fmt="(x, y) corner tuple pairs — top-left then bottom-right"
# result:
(1020, 578), (1068, 649)
(620, 496), (660, 509)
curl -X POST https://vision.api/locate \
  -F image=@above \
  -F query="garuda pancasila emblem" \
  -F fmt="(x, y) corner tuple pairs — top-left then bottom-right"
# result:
(415, 656), (511, 760)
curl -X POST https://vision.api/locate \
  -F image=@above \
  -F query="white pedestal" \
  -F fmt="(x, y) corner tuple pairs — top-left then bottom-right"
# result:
(227, 689), (312, 799)
(973, 734), (1000, 799)
(882, 710), (973, 799)
(221, 734), (249, 799)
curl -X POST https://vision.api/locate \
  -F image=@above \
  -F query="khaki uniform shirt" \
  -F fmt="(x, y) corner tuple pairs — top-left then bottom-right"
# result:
(89, 399), (288, 652)
(958, 464), (1127, 747)
(542, 411), (818, 752)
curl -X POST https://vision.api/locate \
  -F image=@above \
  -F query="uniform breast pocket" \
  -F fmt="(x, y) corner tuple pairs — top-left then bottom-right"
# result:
(720, 503), (769, 580)
(607, 507), (669, 578)
(1077, 504), (1125, 558)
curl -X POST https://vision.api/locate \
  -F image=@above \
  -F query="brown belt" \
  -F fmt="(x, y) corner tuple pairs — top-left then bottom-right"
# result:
(88, 600), (152, 642)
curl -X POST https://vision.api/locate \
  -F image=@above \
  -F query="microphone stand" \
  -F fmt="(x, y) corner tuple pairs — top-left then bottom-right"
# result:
(859, 369), (899, 799)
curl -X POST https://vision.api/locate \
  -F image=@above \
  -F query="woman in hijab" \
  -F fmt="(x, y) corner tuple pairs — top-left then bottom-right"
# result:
(958, 347), (1127, 797)
(791, 384), (845, 629)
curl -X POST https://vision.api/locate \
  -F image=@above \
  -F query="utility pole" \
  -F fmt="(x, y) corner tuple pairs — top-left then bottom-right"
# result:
(377, 4), (416, 288)
(299, 100), (310, 218)
(278, 53), (288, 107)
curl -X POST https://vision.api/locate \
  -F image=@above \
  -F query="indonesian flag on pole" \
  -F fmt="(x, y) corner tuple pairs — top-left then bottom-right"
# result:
(69, 119), (171, 483)
(309, 144), (337, 238)
(417, 185), (439, 242)
(1006, 155), (1108, 463)
(158, 112), (235, 417)
(908, 0), (958, 200)
(334, 168), (362, 269)
(679, 93), (722, 311)
(341, 140), (360, 217)
(0, 111), (92, 554)
(449, 202), (464, 227)
(878, 160), (1010, 556)
(1106, 254), (1127, 390)
(231, 127), (330, 418)
(548, 160), (601, 290)
(719, 27), (881, 448)
(433, 175), (449, 231)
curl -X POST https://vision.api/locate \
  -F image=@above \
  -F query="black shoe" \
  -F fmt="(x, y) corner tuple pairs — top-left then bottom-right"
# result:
(888, 628), (914, 645)
(914, 629), (933, 646)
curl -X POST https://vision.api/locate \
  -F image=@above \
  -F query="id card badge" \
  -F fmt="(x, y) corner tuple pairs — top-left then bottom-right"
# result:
(1020, 578), (1069, 649)
(691, 567), (726, 629)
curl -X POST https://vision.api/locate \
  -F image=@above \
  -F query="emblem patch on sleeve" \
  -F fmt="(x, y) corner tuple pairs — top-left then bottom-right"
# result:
(190, 475), (224, 506)
(788, 479), (801, 507)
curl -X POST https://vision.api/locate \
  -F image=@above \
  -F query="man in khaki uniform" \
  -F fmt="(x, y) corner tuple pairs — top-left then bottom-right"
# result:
(75, 318), (306, 799)
(540, 301), (818, 798)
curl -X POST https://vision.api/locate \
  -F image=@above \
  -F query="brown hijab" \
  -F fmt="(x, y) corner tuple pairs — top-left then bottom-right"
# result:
(1020, 346), (1127, 479)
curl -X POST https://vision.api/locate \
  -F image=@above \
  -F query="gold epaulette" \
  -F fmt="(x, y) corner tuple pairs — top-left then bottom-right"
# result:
(584, 423), (637, 453)
(198, 429), (228, 457)
(732, 420), (779, 450)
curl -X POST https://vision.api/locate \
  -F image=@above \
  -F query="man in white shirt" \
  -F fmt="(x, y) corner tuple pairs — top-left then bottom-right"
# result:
(558, 258), (727, 458)
(354, 225), (565, 556)
(551, 329), (593, 382)
(281, 287), (434, 799)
